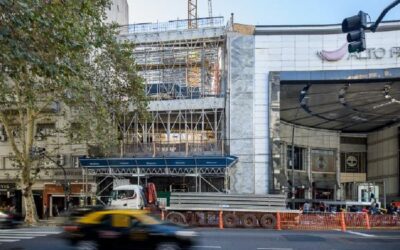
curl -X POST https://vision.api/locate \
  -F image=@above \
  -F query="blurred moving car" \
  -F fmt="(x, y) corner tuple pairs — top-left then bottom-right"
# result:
(64, 205), (105, 224)
(63, 209), (197, 250)
(0, 211), (23, 229)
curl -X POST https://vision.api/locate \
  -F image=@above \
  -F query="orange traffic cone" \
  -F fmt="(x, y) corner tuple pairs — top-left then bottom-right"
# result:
(219, 210), (223, 229)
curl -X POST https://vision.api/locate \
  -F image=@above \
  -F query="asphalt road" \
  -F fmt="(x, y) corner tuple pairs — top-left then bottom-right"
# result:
(0, 227), (399, 250)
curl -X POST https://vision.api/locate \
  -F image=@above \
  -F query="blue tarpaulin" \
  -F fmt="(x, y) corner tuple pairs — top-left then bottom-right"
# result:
(79, 156), (238, 169)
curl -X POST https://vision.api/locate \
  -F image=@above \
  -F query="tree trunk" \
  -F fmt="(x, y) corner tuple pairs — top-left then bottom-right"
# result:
(22, 182), (38, 225)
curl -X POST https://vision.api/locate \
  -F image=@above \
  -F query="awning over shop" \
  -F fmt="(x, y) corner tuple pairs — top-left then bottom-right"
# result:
(79, 156), (238, 169)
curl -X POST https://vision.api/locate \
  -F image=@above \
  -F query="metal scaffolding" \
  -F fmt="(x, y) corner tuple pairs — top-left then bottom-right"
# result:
(80, 156), (237, 204)
(83, 18), (231, 201)
(116, 109), (225, 157)
(115, 17), (227, 158)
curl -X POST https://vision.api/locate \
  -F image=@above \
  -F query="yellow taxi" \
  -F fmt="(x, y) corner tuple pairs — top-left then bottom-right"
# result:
(63, 209), (197, 250)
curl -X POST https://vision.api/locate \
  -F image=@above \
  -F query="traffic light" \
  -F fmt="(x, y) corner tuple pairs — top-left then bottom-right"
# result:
(342, 11), (368, 53)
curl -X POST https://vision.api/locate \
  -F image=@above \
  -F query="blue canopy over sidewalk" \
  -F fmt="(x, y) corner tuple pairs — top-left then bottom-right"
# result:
(79, 156), (238, 169)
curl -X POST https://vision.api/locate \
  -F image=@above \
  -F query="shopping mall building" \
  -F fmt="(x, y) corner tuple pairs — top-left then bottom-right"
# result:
(227, 20), (400, 204)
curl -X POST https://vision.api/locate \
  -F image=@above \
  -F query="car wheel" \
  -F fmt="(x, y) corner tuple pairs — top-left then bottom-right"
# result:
(156, 242), (180, 250)
(76, 240), (98, 250)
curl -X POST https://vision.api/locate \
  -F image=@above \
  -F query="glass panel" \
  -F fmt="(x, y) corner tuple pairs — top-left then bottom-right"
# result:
(311, 149), (335, 172)
(287, 146), (306, 170)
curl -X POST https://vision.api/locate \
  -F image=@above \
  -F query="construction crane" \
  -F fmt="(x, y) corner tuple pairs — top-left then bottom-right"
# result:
(208, 0), (213, 18)
(188, 0), (213, 29)
(188, 0), (198, 29)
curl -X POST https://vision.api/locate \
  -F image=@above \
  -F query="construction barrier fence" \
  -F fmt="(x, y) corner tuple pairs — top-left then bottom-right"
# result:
(163, 210), (400, 230)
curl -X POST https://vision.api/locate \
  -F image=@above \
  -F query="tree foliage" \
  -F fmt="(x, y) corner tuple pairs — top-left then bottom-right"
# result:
(0, 0), (146, 223)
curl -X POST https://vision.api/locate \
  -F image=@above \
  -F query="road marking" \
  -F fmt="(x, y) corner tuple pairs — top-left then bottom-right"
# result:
(0, 228), (62, 244)
(346, 231), (375, 237)
(0, 233), (47, 236)
(13, 230), (61, 234)
(0, 236), (34, 239)
(193, 246), (222, 249)
(0, 231), (60, 234)
(0, 239), (20, 242)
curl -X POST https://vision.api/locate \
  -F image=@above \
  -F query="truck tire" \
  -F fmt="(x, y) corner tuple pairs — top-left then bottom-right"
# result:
(195, 212), (207, 226)
(223, 213), (238, 228)
(242, 214), (258, 228)
(260, 214), (276, 229)
(166, 212), (187, 226)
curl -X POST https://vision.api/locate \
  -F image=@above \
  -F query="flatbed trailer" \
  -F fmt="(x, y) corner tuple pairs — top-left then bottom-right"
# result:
(163, 192), (297, 228)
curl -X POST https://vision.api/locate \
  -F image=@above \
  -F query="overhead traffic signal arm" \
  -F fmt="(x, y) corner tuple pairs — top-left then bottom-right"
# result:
(342, 0), (400, 53)
(370, 0), (400, 32)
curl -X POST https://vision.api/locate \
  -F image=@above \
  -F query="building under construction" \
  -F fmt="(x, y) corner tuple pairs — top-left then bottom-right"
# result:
(82, 16), (236, 200)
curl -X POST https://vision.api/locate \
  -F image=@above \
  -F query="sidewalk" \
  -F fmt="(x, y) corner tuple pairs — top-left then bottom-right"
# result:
(37, 217), (65, 227)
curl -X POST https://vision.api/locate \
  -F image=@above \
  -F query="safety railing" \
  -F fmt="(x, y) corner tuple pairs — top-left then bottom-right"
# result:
(122, 17), (225, 34)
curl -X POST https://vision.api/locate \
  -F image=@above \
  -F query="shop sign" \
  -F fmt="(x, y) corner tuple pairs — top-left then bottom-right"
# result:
(0, 183), (16, 191)
(318, 44), (400, 61)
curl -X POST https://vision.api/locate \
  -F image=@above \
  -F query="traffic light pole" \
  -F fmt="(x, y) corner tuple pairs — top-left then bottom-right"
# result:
(369, 0), (400, 32)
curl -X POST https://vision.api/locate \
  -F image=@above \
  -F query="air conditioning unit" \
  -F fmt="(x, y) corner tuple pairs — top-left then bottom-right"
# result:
(73, 158), (80, 168)
(35, 134), (44, 141)
(44, 161), (54, 167)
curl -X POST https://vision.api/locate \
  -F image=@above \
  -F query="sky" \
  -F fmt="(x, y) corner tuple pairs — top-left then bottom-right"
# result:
(127, 0), (400, 26)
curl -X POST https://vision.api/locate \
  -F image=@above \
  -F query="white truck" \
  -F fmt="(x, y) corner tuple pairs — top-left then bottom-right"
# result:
(109, 183), (158, 210)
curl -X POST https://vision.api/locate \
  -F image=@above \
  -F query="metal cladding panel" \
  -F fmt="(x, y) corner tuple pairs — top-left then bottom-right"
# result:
(135, 158), (166, 168)
(196, 158), (228, 167)
(165, 158), (196, 168)
(79, 159), (109, 167)
(107, 159), (136, 167)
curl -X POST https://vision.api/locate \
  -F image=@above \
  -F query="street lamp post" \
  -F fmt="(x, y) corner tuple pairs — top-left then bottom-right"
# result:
(291, 124), (295, 210)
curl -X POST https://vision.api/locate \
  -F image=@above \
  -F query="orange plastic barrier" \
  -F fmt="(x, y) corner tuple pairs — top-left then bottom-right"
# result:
(369, 214), (400, 228)
(343, 212), (366, 229)
(280, 212), (342, 230)
(279, 212), (400, 230)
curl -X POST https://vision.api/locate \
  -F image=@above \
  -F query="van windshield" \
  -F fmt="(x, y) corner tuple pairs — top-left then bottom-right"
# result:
(112, 190), (136, 200)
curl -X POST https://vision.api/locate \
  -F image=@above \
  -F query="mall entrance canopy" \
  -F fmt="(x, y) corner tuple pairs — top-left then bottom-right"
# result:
(279, 68), (400, 132)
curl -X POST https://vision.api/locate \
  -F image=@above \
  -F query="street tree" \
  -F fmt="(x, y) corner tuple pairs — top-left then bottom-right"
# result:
(0, 0), (147, 224)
